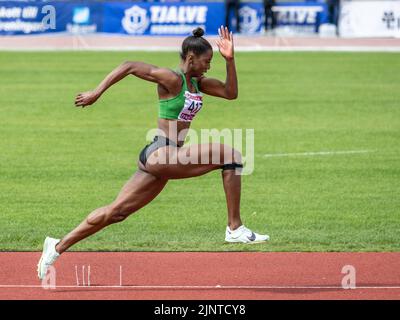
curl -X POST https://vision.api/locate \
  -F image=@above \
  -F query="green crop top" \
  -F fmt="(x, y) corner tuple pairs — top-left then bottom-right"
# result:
(158, 70), (203, 122)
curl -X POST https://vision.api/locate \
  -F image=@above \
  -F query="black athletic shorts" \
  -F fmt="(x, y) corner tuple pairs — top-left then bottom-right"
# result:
(139, 136), (178, 167)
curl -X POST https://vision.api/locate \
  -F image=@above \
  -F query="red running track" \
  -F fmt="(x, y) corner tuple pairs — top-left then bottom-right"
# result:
(0, 252), (399, 300)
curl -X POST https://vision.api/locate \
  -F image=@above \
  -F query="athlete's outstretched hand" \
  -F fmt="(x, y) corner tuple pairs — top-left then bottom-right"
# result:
(216, 26), (234, 60)
(75, 91), (99, 108)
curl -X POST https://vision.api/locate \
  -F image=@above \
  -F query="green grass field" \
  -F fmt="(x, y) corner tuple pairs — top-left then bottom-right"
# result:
(0, 51), (399, 252)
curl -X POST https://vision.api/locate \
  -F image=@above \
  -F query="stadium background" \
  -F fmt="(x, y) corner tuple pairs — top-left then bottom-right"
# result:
(0, 0), (399, 252)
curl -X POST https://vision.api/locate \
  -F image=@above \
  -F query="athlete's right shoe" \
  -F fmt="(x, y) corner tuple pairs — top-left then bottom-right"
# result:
(37, 237), (60, 280)
(225, 225), (270, 243)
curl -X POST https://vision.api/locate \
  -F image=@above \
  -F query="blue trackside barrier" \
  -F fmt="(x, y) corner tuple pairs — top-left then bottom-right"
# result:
(0, 1), (328, 36)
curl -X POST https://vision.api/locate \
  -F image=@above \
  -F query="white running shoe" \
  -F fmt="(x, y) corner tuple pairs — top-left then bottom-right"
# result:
(37, 237), (60, 280)
(225, 225), (270, 243)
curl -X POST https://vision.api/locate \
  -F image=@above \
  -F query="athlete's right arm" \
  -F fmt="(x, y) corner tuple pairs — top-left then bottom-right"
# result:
(75, 61), (179, 108)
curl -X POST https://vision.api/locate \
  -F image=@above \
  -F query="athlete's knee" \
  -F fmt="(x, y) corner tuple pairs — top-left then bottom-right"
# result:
(106, 203), (133, 224)
(86, 206), (110, 226)
(90, 202), (132, 225)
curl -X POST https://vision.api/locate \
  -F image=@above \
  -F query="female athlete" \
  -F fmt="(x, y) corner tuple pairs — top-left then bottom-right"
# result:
(38, 26), (269, 280)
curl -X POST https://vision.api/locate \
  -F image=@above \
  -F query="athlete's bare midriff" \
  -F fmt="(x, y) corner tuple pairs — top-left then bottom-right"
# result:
(157, 118), (191, 147)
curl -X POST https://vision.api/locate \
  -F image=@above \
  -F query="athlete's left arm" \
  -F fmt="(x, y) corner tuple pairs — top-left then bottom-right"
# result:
(198, 26), (238, 100)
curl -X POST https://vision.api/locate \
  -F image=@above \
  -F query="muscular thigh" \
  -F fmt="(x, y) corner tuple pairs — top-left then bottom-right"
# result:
(177, 143), (238, 166)
(144, 143), (238, 179)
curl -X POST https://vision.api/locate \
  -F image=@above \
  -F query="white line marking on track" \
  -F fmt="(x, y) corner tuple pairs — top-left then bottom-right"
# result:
(280, 36), (291, 47)
(77, 35), (90, 49)
(119, 265), (122, 287)
(82, 265), (85, 286)
(88, 265), (91, 287)
(0, 285), (399, 290)
(264, 150), (376, 158)
(75, 265), (79, 286)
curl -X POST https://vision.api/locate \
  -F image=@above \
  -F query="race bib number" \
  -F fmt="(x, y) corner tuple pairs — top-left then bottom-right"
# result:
(178, 91), (203, 122)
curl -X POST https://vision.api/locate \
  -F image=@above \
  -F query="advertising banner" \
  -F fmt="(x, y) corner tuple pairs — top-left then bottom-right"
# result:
(103, 2), (222, 36)
(227, 2), (264, 34)
(0, 1), (59, 35)
(0, 1), (327, 36)
(272, 1), (329, 34)
(0, 1), (102, 35)
(339, 0), (400, 38)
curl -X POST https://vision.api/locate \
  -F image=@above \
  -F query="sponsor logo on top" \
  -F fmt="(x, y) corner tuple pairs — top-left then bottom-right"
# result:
(67, 6), (97, 34)
(273, 5), (323, 25)
(382, 11), (400, 30)
(122, 5), (208, 35)
(239, 6), (260, 34)
(122, 5), (149, 34)
(0, 5), (55, 33)
(73, 7), (90, 24)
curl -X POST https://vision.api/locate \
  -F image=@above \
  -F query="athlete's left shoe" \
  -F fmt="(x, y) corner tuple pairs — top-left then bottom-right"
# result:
(225, 225), (269, 243)
(37, 237), (60, 280)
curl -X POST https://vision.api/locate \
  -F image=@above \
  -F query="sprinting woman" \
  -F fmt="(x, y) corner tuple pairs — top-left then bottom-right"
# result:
(38, 26), (269, 280)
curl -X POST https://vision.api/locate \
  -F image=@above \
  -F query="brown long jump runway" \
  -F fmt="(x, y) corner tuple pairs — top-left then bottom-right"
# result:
(0, 252), (399, 300)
